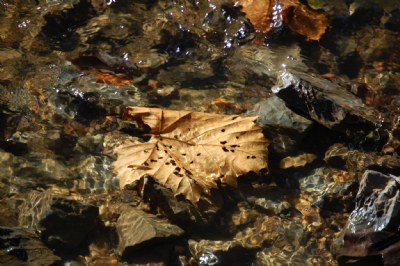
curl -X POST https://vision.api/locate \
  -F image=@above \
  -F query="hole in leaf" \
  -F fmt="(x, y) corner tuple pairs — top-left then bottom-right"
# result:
(220, 141), (227, 145)
(197, 153), (201, 156)
(221, 129), (226, 132)
(185, 170), (192, 175)
(222, 147), (229, 152)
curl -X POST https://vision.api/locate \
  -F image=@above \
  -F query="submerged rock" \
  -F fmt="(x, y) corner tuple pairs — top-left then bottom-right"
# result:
(272, 69), (381, 141)
(247, 95), (313, 154)
(18, 191), (99, 251)
(189, 239), (244, 266)
(334, 170), (400, 265)
(325, 143), (400, 175)
(0, 226), (61, 265)
(116, 206), (184, 258)
(76, 155), (117, 193)
(189, 215), (312, 265)
(348, 170), (400, 234)
(298, 167), (357, 213)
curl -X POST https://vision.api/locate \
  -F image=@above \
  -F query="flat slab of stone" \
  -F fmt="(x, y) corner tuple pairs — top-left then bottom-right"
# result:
(117, 206), (184, 257)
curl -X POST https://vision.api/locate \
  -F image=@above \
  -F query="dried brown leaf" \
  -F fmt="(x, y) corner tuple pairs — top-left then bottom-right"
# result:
(113, 107), (269, 203)
(239, 0), (328, 41)
(286, 4), (328, 41)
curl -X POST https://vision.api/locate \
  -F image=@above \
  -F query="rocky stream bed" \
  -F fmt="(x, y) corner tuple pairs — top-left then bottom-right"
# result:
(1, 0), (400, 265)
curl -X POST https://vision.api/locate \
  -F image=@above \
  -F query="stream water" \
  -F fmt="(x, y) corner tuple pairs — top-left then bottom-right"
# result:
(1, 0), (400, 265)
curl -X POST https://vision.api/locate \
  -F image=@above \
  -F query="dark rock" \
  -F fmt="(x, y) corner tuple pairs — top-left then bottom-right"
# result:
(272, 69), (382, 142)
(141, 180), (214, 230)
(247, 95), (313, 154)
(334, 170), (400, 265)
(116, 206), (184, 258)
(41, 0), (95, 52)
(0, 226), (61, 265)
(19, 191), (99, 251)
(189, 239), (248, 266)
(385, 8), (400, 32)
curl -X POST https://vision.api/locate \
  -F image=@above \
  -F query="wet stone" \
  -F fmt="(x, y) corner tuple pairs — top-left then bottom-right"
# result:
(116, 206), (184, 258)
(16, 157), (74, 183)
(142, 181), (211, 229)
(334, 170), (400, 264)
(18, 191), (99, 251)
(189, 239), (244, 266)
(253, 198), (290, 216)
(298, 167), (357, 213)
(247, 95), (313, 154)
(325, 143), (400, 175)
(347, 170), (400, 234)
(0, 226), (61, 265)
(272, 69), (381, 141)
(255, 242), (336, 265)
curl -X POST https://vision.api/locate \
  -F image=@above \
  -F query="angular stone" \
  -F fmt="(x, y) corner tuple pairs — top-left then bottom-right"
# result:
(247, 95), (313, 154)
(272, 69), (381, 140)
(0, 226), (61, 265)
(249, 95), (313, 134)
(348, 170), (400, 234)
(334, 170), (400, 264)
(116, 206), (184, 257)
(18, 191), (99, 250)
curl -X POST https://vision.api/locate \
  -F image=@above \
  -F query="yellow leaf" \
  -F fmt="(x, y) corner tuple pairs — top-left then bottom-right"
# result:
(113, 107), (269, 203)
